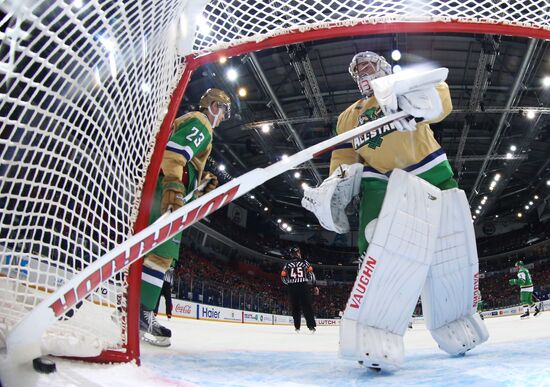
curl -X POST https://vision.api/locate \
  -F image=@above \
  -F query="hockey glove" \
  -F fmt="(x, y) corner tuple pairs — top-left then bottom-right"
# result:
(509, 278), (518, 286)
(160, 179), (186, 213)
(196, 171), (218, 197)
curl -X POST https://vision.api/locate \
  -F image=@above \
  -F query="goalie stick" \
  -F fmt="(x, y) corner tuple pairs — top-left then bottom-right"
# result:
(6, 110), (409, 365)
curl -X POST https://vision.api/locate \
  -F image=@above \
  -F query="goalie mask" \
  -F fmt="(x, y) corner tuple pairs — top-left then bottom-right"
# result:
(199, 88), (231, 127)
(349, 51), (392, 97)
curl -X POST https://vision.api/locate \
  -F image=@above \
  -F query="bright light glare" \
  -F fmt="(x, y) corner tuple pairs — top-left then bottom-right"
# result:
(517, 212), (523, 218)
(218, 164), (226, 171)
(393, 65), (402, 73)
(494, 174), (501, 181)
(475, 209), (480, 214)
(219, 56), (227, 64)
(261, 124), (270, 133)
(506, 153), (513, 159)
(294, 172), (301, 178)
(73, 0), (83, 8)
(281, 154), (289, 161)
(140, 82), (151, 94)
(526, 110), (536, 119)
(277, 219), (282, 223)
(238, 87), (247, 97)
(282, 223), (288, 229)
(197, 15), (210, 35)
(264, 206), (269, 212)
(391, 49), (401, 61)
(226, 68), (238, 82)
(543, 76), (550, 87)
(510, 145), (517, 152)
(287, 226), (292, 232)
(301, 182), (309, 190)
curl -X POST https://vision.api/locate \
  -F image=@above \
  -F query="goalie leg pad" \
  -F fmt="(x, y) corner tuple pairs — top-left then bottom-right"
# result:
(422, 188), (489, 354)
(429, 314), (488, 356)
(339, 318), (404, 371)
(340, 169), (442, 370)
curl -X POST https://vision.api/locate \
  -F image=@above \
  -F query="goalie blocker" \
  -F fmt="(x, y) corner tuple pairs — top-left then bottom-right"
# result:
(305, 169), (488, 370)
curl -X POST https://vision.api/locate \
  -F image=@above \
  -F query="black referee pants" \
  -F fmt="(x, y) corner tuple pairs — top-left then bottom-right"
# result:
(288, 283), (316, 330)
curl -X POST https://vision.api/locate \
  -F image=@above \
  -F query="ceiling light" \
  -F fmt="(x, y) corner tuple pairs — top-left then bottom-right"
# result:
(547, 180), (550, 186)
(218, 164), (226, 171)
(226, 68), (238, 82)
(510, 145), (517, 152)
(294, 171), (301, 179)
(483, 196), (488, 200)
(263, 206), (268, 212)
(475, 209), (480, 214)
(281, 154), (289, 161)
(472, 215), (476, 219)
(261, 124), (270, 134)
(529, 201), (533, 205)
(391, 49), (401, 61)
(282, 223), (288, 229)
(478, 206), (482, 209)
(534, 195), (539, 200)
(543, 76), (550, 87)
(525, 205), (529, 210)
(287, 226), (292, 232)
(494, 174), (501, 181)
(219, 56), (227, 64)
(495, 215), (499, 218)
(526, 110), (535, 119)
(301, 182), (309, 190)
(277, 218), (282, 223)
(238, 87), (247, 97)
(506, 152), (513, 159)
(250, 195), (255, 199)
(307, 224), (310, 228)
(517, 212), (523, 218)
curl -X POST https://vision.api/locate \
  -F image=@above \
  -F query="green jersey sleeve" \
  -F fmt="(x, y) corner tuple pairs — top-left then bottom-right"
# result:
(166, 117), (212, 162)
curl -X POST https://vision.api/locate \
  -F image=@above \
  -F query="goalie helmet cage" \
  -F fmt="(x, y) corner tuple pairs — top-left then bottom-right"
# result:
(0, 0), (548, 365)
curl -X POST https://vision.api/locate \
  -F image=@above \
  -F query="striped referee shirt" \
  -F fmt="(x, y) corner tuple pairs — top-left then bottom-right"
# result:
(281, 259), (316, 285)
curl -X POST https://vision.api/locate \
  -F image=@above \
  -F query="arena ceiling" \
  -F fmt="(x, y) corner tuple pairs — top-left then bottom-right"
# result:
(181, 32), (550, 239)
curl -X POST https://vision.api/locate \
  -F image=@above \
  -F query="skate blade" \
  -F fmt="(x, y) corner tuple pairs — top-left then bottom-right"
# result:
(141, 332), (171, 347)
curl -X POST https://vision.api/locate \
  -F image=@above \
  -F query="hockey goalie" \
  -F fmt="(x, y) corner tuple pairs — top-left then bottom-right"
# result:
(302, 51), (488, 371)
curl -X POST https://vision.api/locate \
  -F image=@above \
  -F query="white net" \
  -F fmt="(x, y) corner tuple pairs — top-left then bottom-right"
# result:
(0, 0), (187, 358)
(0, 0), (548, 362)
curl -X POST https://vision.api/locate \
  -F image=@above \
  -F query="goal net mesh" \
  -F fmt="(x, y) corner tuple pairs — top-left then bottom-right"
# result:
(0, 0), (548, 361)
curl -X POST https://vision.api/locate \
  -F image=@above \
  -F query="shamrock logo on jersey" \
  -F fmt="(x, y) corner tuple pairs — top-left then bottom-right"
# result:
(358, 107), (385, 149)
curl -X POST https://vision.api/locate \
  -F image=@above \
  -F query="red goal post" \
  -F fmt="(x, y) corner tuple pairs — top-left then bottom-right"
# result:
(1, 0), (549, 366)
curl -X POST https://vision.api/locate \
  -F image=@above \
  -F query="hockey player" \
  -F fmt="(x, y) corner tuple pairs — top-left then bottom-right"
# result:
(281, 246), (319, 333)
(140, 88), (231, 346)
(302, 51), (488, 370)
(509, 260), (540, 318)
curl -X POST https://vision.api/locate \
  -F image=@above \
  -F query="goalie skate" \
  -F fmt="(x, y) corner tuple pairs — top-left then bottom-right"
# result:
(140, 309), (172, 347)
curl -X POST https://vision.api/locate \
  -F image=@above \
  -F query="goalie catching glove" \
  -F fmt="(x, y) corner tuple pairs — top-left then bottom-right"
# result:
(302, 163), (363, 233)
(370, 67), (449, 132)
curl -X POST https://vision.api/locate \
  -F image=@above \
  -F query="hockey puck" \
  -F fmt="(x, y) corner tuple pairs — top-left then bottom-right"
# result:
(33, 357), (57, 374)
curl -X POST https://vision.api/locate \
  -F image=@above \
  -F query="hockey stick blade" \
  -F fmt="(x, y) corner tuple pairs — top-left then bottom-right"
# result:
(6, 110), (409, 365)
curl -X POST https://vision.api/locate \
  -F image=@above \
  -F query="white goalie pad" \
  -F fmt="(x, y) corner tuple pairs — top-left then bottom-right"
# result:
(421, 188), (489, 355)
(302, 163), (363, 233)
(339, 169), (442, 370)
(371, 67), (448, 122)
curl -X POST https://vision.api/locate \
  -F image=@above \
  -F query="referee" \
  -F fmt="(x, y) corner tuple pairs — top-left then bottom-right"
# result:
(281, 246), (319, 332)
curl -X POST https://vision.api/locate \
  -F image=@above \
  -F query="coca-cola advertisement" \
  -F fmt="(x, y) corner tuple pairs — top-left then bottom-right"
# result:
(172, 300), (196, 318)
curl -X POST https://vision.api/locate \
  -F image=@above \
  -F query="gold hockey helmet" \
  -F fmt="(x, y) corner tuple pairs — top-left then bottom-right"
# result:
(199, 88), (231, 118)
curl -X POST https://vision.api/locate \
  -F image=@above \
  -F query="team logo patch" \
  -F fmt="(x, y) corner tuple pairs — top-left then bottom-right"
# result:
(353, 107), (395, 150)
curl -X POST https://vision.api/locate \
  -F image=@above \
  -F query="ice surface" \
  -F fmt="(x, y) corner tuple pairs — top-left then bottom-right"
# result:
(1, 312), (549, 386)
